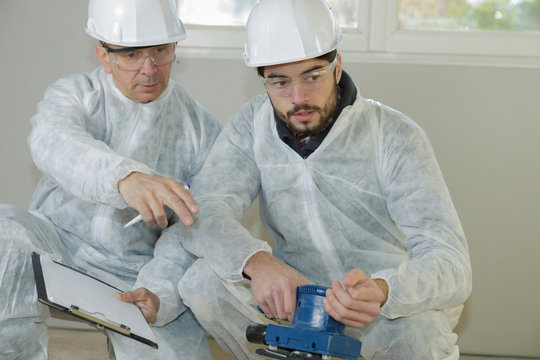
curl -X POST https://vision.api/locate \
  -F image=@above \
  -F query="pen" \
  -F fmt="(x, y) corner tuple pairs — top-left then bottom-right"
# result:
(123, 184), (190, 228)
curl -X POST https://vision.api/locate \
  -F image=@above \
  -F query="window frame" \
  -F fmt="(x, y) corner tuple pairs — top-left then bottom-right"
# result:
(176, 0), (540, 69)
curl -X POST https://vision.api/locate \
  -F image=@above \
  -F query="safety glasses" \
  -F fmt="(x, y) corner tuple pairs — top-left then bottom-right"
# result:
(101, 42), (176, 71)
(260, 56), (338, 97)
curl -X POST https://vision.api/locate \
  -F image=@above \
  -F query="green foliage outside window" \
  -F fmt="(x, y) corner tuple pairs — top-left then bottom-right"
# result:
(399, 0), (540, 32)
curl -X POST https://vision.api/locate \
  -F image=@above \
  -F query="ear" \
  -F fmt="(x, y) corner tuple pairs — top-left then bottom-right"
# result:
(335, 53), (343, 84)
(94, 44), (113, 74)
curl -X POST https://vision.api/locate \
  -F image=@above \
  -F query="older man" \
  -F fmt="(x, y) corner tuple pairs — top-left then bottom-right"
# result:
(0, 0), (220, 359)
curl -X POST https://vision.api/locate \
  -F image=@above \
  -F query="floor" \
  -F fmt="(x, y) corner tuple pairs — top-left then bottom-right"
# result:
(48, 326), (528, 360)
(48, 326), (236, 360)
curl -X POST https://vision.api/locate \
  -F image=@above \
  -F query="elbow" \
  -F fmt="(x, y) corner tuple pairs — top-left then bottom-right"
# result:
(461, 260), (473, 302)
(449, 253), (473, 305)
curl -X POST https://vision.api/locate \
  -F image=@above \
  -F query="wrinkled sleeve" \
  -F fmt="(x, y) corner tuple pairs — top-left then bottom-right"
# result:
(371, 104), (472, 319)
(28, 77), (153, 209)
(132, 96), (222, 327)
(132, 217), (196, 327)
(179, 101), (272, 282)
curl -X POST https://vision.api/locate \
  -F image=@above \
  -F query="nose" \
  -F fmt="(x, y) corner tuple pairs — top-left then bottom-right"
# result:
(290, 79), (309, 103)
(140, 55), (157, 75)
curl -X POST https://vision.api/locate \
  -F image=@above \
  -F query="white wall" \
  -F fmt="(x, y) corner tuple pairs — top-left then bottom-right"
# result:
(2, 0), (539, 357)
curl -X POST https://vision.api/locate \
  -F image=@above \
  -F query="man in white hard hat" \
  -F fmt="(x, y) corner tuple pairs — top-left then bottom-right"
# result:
(0, 0), (220, 359)
(177, 0), (471, 359)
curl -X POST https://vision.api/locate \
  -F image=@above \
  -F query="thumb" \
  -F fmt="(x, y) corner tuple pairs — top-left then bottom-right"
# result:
(341, 268), (370, 287)
(116, 291), (134, 303)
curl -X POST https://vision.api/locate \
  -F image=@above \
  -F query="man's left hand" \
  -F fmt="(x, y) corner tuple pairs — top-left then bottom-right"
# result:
(323, 268), (388, 328)
(116, 287), (160, 324)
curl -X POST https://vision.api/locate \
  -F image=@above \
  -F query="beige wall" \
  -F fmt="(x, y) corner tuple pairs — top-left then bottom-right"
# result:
(2, 0), (539, 356)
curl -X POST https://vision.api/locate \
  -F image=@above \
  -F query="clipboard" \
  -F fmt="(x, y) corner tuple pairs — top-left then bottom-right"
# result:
(31, 252), (158, 349)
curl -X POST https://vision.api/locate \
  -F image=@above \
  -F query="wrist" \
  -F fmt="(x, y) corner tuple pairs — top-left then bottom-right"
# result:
(243, 250), (272, 280)
(117, 171), (137, 193)
(373, 278), (389, 307)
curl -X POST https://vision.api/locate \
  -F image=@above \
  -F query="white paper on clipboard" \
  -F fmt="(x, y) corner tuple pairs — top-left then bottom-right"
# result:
(32, 252), (157, 348)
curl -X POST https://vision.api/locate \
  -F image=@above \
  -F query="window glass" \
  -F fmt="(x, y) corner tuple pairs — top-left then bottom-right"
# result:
(177, 0), (361, 28)
(330, 0), (361, 28)
(398, 0), (540, 32)
(178, 0), (255, 26)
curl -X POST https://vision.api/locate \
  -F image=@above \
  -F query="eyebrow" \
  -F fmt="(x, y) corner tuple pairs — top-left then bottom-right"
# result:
(266, 64), (326, 79)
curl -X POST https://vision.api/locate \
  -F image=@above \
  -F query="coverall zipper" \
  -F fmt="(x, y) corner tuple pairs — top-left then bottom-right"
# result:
(93, 103), (143, 248)
(301, 160), (344, 283)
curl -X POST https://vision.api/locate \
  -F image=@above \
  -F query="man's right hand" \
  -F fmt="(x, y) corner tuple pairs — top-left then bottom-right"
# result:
(243, 251), (309, 321)
(118, 172), (198, 227)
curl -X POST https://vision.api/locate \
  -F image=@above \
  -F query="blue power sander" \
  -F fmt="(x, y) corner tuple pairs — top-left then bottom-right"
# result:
(246, 285), (362, 360)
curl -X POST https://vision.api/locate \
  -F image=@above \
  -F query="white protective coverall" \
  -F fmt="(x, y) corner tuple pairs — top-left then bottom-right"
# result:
(0, 66), (221, 360)
(178, 72), (472, 359)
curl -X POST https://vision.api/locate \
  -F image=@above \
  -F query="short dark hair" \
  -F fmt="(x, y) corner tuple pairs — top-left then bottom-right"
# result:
(257, 49), (338, 77)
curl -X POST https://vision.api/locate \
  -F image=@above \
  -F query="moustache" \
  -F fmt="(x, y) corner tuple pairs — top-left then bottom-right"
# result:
(287, 104), (322, 118)
(138, 76), (162, 86)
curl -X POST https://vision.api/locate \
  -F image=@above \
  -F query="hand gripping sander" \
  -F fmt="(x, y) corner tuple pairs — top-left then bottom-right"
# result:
(246, 285), (362, 360)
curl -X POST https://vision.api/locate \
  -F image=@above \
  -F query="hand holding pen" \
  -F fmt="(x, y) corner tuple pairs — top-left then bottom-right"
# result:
(124, 183), (190, 228)
(118, 172), (196, 228)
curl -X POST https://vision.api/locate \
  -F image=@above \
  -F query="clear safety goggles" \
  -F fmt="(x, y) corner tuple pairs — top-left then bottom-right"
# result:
(101, 42), (176, 71)
(260, 56), (338, 97)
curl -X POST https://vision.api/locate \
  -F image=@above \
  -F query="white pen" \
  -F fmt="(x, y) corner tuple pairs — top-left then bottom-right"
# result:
(123, 184), (190, 228)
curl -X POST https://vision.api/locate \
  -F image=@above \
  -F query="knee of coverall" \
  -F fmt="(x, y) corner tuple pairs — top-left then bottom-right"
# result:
(1, 205), (33, 249)
(178, 258), (220, 323)
(0, 318), (49, 360)
(0, 204), (61, 320)
(351, 309), (459, 360)
(0, 204), (59, 254)
(0, 204), (29, 231)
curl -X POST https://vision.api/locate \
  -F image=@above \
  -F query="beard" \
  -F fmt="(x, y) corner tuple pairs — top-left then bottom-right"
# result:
(274, 85), (340, 136)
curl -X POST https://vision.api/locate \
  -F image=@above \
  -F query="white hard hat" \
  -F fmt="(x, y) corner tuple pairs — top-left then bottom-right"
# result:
(244, 0), (342, 67)
(85, 0), (186, 47)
